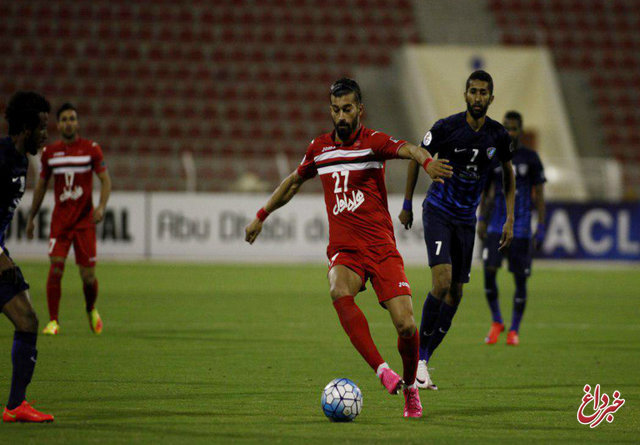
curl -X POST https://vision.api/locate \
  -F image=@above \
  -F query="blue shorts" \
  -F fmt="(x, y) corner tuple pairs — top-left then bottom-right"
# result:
(422, 203), (476, 283)
(0, 249), (30, 311)
(483, 233), (532, 276)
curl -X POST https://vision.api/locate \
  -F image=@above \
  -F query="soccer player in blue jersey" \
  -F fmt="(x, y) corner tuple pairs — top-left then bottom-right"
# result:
(399, 71), (516, 389)
(477, 111), (546, 346)
(0, 92), (54, 422)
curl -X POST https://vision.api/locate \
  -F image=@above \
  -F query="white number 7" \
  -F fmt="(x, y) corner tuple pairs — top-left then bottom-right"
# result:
(435, 241), (442, 255)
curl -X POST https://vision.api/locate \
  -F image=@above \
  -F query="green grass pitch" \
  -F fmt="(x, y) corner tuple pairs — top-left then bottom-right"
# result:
(1, 261), (639, 444)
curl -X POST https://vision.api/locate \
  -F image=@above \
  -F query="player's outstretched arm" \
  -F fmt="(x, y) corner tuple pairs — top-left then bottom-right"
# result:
(398, 160), (419, 229)
(94, 170), (112, 223)
(499, 160), (515, 251)
(26, 177), (50, 240)
(397, 143), (452, 184)
(245, 171), (308, 245)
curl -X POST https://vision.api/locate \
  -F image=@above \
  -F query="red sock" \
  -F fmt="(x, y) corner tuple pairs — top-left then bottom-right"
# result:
(332, 295), (384, 372)
(46, 262), (64, 321)
(398, 329), (419, 385)
(83, 279), (98, 312)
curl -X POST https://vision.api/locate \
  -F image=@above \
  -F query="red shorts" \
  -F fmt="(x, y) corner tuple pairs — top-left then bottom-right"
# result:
(49, 228), (97, 267)
(328, 244), (412, 304)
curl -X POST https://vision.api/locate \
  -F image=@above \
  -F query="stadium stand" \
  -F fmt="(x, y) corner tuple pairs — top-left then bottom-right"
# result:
(0, 0), (420, 191)
(488, 0), (640, 197)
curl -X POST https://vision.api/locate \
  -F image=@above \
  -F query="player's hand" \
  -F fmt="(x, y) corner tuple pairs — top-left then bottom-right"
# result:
(425, 159), (453, 184)
(398, 209), (413, 230)
(93, 206), (105, 223)
(26, 218), (35, 240)
(477, 219), (487, 241)
(245, 218), (263, 244)
(499, 218), (514, 251)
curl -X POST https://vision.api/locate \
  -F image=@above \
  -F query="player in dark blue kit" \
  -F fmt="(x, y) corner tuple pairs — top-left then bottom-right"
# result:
(477, 111), (546, 346)
(0, 92), (54, 422)
(399, 71), (516, 389)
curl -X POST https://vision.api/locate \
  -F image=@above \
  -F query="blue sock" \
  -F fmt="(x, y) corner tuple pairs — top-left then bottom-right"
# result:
(426, 301), (459, 362)
(484, 268), (503, 324)
(419, 293), (442, 361)
(510, 274), (527, 333)
(8, 331), (37, 410)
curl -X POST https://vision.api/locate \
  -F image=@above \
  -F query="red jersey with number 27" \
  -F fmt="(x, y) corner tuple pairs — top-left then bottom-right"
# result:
(297, 126), (406, 255)
(40, 138), (107, 235)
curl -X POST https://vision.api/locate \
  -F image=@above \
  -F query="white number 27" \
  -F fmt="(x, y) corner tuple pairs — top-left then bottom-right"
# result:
(332, 171), (349, 193)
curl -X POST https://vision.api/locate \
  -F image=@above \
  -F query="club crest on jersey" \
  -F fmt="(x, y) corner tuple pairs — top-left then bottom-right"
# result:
(423, 131), (432, 146)
(518, 164), (529, 176)
(487, 147), (496, 159)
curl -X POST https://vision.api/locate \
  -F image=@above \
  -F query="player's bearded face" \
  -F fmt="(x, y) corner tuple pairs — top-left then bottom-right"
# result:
(25, 112), (48, 155)
(465, 80), (493, 120)
(58, 110), (79, 140)
(330, 93), (362, 141)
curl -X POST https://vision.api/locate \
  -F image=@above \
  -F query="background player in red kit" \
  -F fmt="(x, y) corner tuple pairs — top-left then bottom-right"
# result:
(245, 78), (452, 418)
(26, 103), (112, 335)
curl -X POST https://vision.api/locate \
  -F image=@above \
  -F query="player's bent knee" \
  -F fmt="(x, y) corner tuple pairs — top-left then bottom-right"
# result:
(447, 284), (464, 305)
(396, 321), (417, 338)
(431, 282), (450, 300)
(329, 287), (351, 301)
(16, 310), (38, 333)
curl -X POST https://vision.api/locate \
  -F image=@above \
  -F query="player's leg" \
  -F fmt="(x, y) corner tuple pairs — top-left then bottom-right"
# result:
(419, 206), (453, 362)
(423, 219), (471, 362)
(1, 257), (53, 423)
(328, 262), (392, 381)
(507, 238), (532, 345)
(74, 228), (102, 334)
(368, 247), (419, 386)
(425, 281), (463, 359)
(483, 233), (505, 344)
(384, 294), (423, 418)
(422, 222), (474, 386)
(44, 233), (71, 335)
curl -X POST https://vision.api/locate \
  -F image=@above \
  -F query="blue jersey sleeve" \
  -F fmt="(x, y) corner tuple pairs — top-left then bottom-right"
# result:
(420, 119), (446, 156)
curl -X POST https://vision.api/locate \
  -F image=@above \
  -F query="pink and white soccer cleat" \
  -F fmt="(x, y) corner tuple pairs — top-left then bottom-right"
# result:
(379, 367), (404, 395)
(403, 386), (423, 418)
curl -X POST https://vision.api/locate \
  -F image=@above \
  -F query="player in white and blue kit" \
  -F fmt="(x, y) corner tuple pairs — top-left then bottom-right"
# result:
(0, 92), (54, 422)
(478, 111), (546, 346)
(399, 71), (516, 389)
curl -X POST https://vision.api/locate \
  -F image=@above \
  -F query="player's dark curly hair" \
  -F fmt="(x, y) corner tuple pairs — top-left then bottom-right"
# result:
(504, 110), (523, 128)
(56, 102), (77, 120)
(466, 70), (494, 94)
(330, 78), (362, 103)
(5, 91), (50, 135)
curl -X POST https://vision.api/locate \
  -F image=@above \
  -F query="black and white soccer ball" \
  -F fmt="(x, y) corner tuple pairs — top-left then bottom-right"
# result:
(320, 378), (363, 422)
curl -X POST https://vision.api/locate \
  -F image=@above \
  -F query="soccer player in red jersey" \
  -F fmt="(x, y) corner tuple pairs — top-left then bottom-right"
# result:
(245, 78), (452, 417)
(26, 103), (112, 336)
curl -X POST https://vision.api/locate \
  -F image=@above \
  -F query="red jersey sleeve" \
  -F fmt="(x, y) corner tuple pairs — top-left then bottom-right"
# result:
(296, 140), (318, 179)
(91, 141), (107, 174)
(369, 131), (407, 160)
(39, 147), (51, 179)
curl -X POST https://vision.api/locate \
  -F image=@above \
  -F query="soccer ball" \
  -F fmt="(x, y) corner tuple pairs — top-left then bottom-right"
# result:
(320, 378), (363, 422)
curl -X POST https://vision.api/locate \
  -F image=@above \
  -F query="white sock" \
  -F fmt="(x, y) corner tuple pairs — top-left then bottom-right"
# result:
(376, 362), (389, 378)
(407, 382), (418, 390)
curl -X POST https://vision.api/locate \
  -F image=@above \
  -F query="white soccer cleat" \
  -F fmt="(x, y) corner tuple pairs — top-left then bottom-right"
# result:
(416, 360), (438, 390)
